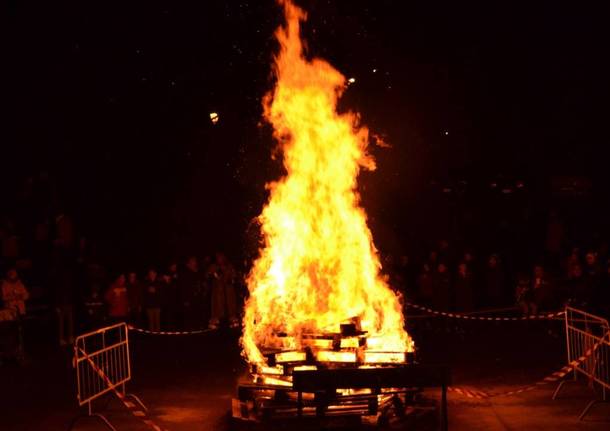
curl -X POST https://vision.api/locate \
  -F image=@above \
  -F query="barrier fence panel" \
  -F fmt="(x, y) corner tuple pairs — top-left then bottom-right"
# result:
(554, 306), (610, 419)
(71, 322), (145, 431)
(74, 322), (131, 410)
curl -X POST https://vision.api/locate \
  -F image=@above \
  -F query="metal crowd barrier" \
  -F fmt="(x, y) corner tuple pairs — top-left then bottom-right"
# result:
(553, 306), (610, 419)
(71, 322), (146, 430)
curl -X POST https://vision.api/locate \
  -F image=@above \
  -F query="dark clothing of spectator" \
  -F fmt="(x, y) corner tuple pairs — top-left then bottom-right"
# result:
(83, 287), (105, 329)
(485, 267), (505, 306)
(431, 271), (451, 311)
(583, 264), (602, 294)
(162, 276), (180, 330)
(178, 269), (204, 306)
(565, 276), (591, 308)
(178, 268), (207, 329)
(54, 214), (75, 249)
(454, 273), (475, 312)
(51, 263), (76, 307)
(128, 279), (144, 319)
(143, 278), (162, 332)
(532, 275), (554, 311)
(209, 260), (238, 328)
(50, 259), (76, 345)
(417, 271), (433, 305)
(545, 217), (563, 270)
(143, 280), (163, 309)
(516, 278), (536, 315)
(590, 274), (610, 318)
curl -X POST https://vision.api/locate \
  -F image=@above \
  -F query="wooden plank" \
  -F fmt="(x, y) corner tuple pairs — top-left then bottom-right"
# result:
(292, 364), (451, 391)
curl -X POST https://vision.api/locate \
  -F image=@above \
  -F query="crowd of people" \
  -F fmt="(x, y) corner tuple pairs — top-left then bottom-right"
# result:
(1, 251), (243, 346)
(0, 173), (245, 347)
(385, 241), (610, 320)
(99, 254), (240, 334)
(2, 171), (610, 354)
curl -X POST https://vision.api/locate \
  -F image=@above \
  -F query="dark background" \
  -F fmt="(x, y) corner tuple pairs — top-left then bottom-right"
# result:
(6, 0), (610, 268)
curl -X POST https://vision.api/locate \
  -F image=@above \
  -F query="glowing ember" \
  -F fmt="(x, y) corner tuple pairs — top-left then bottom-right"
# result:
(241, 0), (413, 366)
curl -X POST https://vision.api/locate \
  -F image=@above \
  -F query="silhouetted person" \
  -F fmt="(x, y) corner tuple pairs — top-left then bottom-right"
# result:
(0, 220), (20, 270)
(431, 263), (451, 311)
(582, 251), (602, 309)
(53, 211), (75, 250)
(596, 262), (610, 319)
(545, 210), (563, 270)
(105, 274), (129, 323)
(162, 262), (180, 330)
(179, 257), (205, 329)
(564, 247), (581, 279)
(395, 255), (414, 298)
(438, 239), (452, 266)
(532, 264), (554, 311)
(127, 271), (144, 325)
(83, 285), (105, 329)
(462, 250), (476, 273)
(209, 253), (238, 329)
(1, 268), (29, 318)
(143, 269), (162, 332)
(454, 263), (474, 312)
(485, 254), (505, 307)
(426, 250), (438, 269)
(417, 264), (433, 305)
(52, 263), (76, 346)
(565, 264), (590, 308)
(516, 273), (535, 315)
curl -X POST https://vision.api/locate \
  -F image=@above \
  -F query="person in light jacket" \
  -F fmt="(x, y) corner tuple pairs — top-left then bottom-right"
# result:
(104, 273), (129, 322)
(1, 268), (29, 318)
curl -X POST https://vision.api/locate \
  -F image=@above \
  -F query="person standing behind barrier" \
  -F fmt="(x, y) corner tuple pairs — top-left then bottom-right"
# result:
(104, 274), (129, 323)
(485, 253), (505, 307)
(417, 264), (433, 305)
(1, 268), (29, 318)
(563, 247), (581, 279)
(565, 263), (590, 308)
(431, 263), (451, 312)
(209, 253), (239, 329)
(51, 263), (76, 346)
(583, 251), (602, 306)
(83, 285), (105, 329)
(454, 262), (474, 312)
(591, 260), (610, 319)
(532, 264), (554, 311)
(142, 268), (162, 332)
(516, 273), (535, 315)
(161, 262), (180, 330)
(127, 271), (143, 325)
(179, 257), (204, 330)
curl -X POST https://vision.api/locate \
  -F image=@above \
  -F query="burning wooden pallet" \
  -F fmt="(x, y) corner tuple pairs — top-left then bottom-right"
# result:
(233, 324), (449, 429)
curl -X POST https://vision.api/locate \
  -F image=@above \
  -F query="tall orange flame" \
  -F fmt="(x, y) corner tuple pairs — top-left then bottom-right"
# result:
(242, 0), (413, 365)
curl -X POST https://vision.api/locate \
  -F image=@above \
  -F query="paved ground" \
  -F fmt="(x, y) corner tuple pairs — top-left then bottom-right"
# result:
(2, 316), (609, 430)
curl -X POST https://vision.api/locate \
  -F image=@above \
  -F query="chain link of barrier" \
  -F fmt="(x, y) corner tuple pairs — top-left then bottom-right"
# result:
(127, 325), (217, 335)
(127, 305), (571, 408)
(447, 338), (602, 399)
(77, 346), (168, 431)
(405, 300), (565, 321)
(130, 302), (564, 337)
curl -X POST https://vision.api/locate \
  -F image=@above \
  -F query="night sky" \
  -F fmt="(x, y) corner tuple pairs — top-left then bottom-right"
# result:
(6, 0), (610, 265)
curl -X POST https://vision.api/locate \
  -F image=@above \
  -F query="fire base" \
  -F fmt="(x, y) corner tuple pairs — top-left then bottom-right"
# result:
(233, 364), (450, 429)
